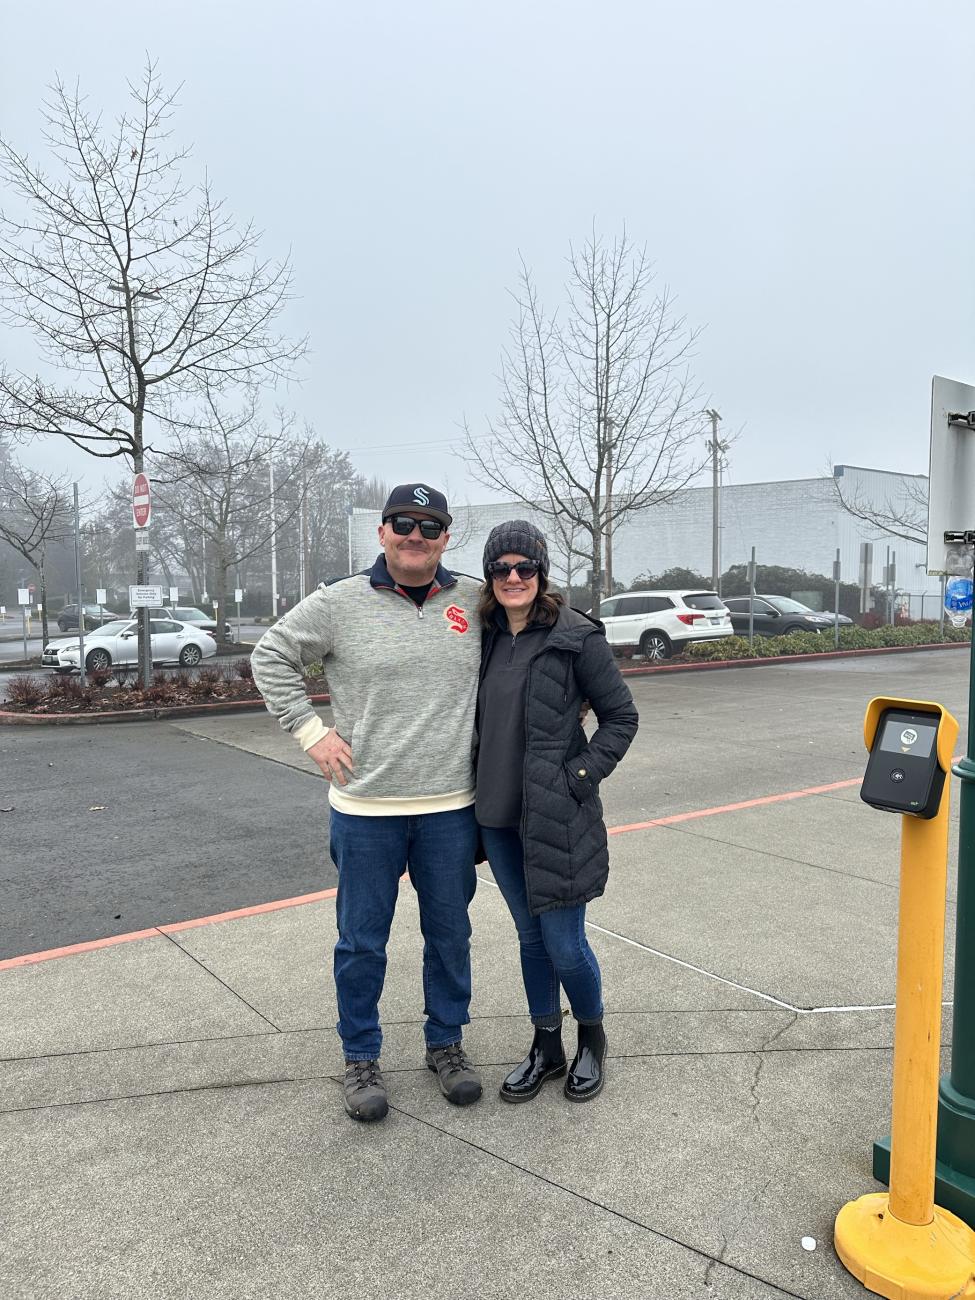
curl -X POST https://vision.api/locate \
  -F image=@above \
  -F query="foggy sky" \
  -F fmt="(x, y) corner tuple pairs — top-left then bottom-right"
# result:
(3, 0), (974, 507)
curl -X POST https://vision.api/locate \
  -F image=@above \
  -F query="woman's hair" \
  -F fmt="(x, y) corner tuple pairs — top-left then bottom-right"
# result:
(476, 567), (564, 628)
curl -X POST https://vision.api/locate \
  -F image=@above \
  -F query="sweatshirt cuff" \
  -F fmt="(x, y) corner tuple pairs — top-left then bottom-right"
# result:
(294, 715), (329, 752)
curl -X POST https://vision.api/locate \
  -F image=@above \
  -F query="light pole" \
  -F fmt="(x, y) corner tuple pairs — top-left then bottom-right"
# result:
(705, 409), (727, 593)
(268, 434), (278, 618)
(604, 415), (615, 596)
(107, 280), (161, 687)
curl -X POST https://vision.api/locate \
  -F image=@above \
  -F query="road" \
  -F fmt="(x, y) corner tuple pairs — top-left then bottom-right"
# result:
(0, 621), (268, 665)
(1, 646), (969, 961)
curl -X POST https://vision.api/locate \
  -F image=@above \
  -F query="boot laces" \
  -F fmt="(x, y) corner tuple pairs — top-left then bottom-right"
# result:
(439, 1043), (469, 1073)
(349, 1060), (381, 1088)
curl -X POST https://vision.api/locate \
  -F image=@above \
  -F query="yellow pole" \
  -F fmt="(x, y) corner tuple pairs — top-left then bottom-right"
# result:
(887, 796), (950, 1226)
(835, 701), (975, 1299)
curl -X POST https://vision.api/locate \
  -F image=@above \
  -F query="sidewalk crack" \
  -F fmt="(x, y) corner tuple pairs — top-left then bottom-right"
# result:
(747, 1013), (799, 1131)
(157, 930), (281, 1032)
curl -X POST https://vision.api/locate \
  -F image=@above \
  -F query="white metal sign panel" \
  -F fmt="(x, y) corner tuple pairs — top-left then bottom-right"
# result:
(234, 588), (243, 604)
(129, 584), (163, 607)
(96, 588), (107, 605)
(169, 586), (179, 603)
(17, 588), (30, 605)
(135, 529), (150, 552)
(132, 472), (151, 529)
(928, 376), (975, 574)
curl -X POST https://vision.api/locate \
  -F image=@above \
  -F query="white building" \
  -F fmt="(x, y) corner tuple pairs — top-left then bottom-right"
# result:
(350, 465), (939, 614)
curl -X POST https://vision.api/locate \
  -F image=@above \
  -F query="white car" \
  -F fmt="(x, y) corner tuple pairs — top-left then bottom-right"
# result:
(41, 617), (218, 674)
(594, 589), (734, 661)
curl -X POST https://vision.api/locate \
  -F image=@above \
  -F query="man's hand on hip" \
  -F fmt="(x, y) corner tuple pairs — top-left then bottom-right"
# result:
(307, 731), (355, 785)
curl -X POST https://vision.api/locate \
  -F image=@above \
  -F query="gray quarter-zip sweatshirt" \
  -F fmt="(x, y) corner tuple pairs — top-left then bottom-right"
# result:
(251, 555), (482, 807)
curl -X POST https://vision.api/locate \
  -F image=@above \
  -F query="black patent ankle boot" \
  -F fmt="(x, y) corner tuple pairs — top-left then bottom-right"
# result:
(564, 1020), (607, 1102)
(499, 1024), (567, 1103)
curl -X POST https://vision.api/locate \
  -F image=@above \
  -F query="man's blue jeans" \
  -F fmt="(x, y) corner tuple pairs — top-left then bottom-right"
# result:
(479, 825), (603, 1025)
(329, 805), (477, 1061)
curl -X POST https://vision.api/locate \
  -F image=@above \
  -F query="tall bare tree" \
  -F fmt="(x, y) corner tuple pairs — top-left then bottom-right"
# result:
(0, 63), (304, 671)
(151, 391), (306, 639)
(0, 457), (74, 644)
(464, 231), (707, 614)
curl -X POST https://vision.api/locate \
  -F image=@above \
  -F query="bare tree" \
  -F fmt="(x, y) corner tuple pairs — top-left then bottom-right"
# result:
(463, 231), (707, 614)
(829, 465), (927, 546)
(151, 390), (306, 639)
(0, 457), (74, 643)
(0, 63), (305, 671)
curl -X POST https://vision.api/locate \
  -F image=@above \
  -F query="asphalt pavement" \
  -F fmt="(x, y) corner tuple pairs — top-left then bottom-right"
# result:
(1, 648), (972, 1298)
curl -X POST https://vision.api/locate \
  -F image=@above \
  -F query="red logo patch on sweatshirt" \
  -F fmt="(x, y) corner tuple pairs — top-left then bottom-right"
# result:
(444, 605), (469, 634)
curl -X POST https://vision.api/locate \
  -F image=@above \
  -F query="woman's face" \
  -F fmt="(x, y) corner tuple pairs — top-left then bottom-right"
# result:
(491, 552), (540, 619)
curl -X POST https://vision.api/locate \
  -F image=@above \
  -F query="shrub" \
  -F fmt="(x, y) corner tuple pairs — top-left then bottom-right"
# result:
(7, 674), (45, 707)
(679, 623), (970, 663)
(112, 663), (133, 687)
(233, 657), (253, 680)
(196, 666), (222, 687)
(90, 668), (111, 688)
(169, 670), (190, 690)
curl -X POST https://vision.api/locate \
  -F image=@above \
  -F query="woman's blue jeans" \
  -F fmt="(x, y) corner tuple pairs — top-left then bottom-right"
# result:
(329, 805), (477, 1061)
(480, 825), (603, 1025)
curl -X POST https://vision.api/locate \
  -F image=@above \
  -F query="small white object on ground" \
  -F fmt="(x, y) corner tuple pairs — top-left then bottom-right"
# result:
(800, 1236), (816, 1252)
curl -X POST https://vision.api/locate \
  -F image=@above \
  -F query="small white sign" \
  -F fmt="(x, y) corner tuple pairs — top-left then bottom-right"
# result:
(0, 606), (6, 615)
(129, 584), (163, 607)
(135, 529), (150, 552)
(36, 603), (43, 613)
(96, 588), (107, 605)
(234, 588), (243, 604)
(169, 586), (179, 603)
(17, 588), (30, 605)
(201, 591), (209, 602)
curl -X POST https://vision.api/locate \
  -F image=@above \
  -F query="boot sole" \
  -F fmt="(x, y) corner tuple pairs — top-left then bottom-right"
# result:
(499, 1061), (567, 1104)
(344, 1101), (389, 1122)
(563, 1073), (604, 1102)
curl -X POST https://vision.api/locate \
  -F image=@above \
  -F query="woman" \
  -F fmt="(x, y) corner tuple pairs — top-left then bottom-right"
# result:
(474, 521), (638, 1103)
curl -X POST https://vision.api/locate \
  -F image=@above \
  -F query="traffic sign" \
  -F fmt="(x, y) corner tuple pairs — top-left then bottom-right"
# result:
(129, 584), (163, 607)
(169, 586), (179, 603)
(135, 529), (150, 552)
(132, 473), (151, 529)
(234, 588), (243, 604)
(96, 588), (107, 605)
(17, 588), (30, 605)
(928, 377), (975, 574)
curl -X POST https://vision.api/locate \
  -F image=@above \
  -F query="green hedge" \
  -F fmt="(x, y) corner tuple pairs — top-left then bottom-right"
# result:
(679, 624), (971, 662)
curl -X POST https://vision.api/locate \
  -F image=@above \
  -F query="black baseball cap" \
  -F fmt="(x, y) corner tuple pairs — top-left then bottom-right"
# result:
(381, 483), (452, 528)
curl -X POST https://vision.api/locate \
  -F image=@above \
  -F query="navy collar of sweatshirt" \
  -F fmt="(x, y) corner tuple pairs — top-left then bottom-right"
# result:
(368, 553), (457, 601)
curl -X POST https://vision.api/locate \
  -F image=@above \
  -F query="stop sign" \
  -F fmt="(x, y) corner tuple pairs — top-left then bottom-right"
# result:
(133, 473), (151, 529)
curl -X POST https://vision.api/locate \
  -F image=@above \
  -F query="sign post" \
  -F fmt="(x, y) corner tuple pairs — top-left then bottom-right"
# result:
(17, 587), (29, 661)
(132, 473), (152, 687)
(235, 587), (243, 644)
(833, 550), (842, 650)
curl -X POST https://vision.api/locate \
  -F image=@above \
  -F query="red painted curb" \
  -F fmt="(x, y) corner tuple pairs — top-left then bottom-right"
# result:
(0, 691), (331, 726)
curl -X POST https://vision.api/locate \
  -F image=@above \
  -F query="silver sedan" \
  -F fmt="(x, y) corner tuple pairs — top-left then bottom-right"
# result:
(42, 617), (218, 674)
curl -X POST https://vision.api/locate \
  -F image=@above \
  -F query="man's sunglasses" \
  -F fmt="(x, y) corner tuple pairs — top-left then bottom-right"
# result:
(384, 514), (445, 539)
(487, 560), (540, 580)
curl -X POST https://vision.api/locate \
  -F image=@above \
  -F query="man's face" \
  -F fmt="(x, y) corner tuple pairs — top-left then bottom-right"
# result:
(378, 511), (450, 584)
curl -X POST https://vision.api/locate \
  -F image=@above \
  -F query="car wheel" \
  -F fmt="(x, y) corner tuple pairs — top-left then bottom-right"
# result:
(86, 648), (112, 672)
(783, 625), (810, 635)
(179, 644), (203, 666)
(639, 631), (672, 662)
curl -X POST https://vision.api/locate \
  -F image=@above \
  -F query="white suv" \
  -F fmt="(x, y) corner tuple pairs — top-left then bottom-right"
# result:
(594, 590), (734, 661)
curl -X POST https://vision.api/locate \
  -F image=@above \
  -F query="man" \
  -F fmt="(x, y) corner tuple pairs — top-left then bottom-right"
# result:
(251, 484), (482, 1123)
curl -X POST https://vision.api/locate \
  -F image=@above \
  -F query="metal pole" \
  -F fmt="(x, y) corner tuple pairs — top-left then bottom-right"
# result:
(748, 546), (755, 650)
(269, 437), (278, 618)
(604, 416), (614, 596)
(21, 605), (27, 662)
(707, 410), (721, 591)
(73, 483), (86, 687)
(834, 548), (841, 651)
(935, 554), (975, 1224)
(940, 574), (947, 640)
(347, 507), (354, 574)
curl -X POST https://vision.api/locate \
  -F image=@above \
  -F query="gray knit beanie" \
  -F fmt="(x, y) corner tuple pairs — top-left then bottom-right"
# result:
(482, 520), (550, 577)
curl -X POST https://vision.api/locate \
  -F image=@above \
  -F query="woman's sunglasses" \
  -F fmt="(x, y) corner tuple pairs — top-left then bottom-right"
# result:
(487, 560), (540, 580)
(385, 514), (445, 539)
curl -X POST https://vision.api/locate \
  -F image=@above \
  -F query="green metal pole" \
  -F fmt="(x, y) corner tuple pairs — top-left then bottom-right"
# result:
(933, 617), (975, 1223)
(874, 617), (975, 1224)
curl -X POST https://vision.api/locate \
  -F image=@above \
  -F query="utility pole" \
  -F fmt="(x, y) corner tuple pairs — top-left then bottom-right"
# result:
(604, 415), (615, 596)
(73, 482), (86, 687)
(705, 409), (725, 592)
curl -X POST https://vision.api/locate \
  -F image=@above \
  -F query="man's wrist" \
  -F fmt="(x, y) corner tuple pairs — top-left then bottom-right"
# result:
(294, 715), (329, 752)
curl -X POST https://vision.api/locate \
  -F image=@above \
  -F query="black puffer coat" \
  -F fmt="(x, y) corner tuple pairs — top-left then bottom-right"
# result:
(476, 603), (639, 915)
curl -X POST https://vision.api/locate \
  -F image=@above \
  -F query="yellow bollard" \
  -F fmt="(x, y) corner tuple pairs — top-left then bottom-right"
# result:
(835, 697), (975, 1298)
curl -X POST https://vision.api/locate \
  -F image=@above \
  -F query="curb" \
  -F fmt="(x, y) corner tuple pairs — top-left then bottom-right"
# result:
(0, 691), (330, 726)
(615, 639), (970, 677)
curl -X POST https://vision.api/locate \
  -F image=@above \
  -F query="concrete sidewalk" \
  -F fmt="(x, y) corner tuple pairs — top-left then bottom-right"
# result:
(1, 652), (969, 1298)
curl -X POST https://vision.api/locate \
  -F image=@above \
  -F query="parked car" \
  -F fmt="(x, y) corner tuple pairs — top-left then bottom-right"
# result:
(722, 595), (853, 637)
(57, 603), (121, 632)
(41, 617), (218, 674)
(129, 606), (233, 641)
(593, 590), (734, 661)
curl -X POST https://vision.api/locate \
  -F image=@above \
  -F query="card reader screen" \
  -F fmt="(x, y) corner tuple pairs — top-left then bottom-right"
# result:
(878, 717), (937, 759)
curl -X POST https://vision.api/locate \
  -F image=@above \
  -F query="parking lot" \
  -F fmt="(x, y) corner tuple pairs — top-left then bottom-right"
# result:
(1, 648), (970, 1298)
